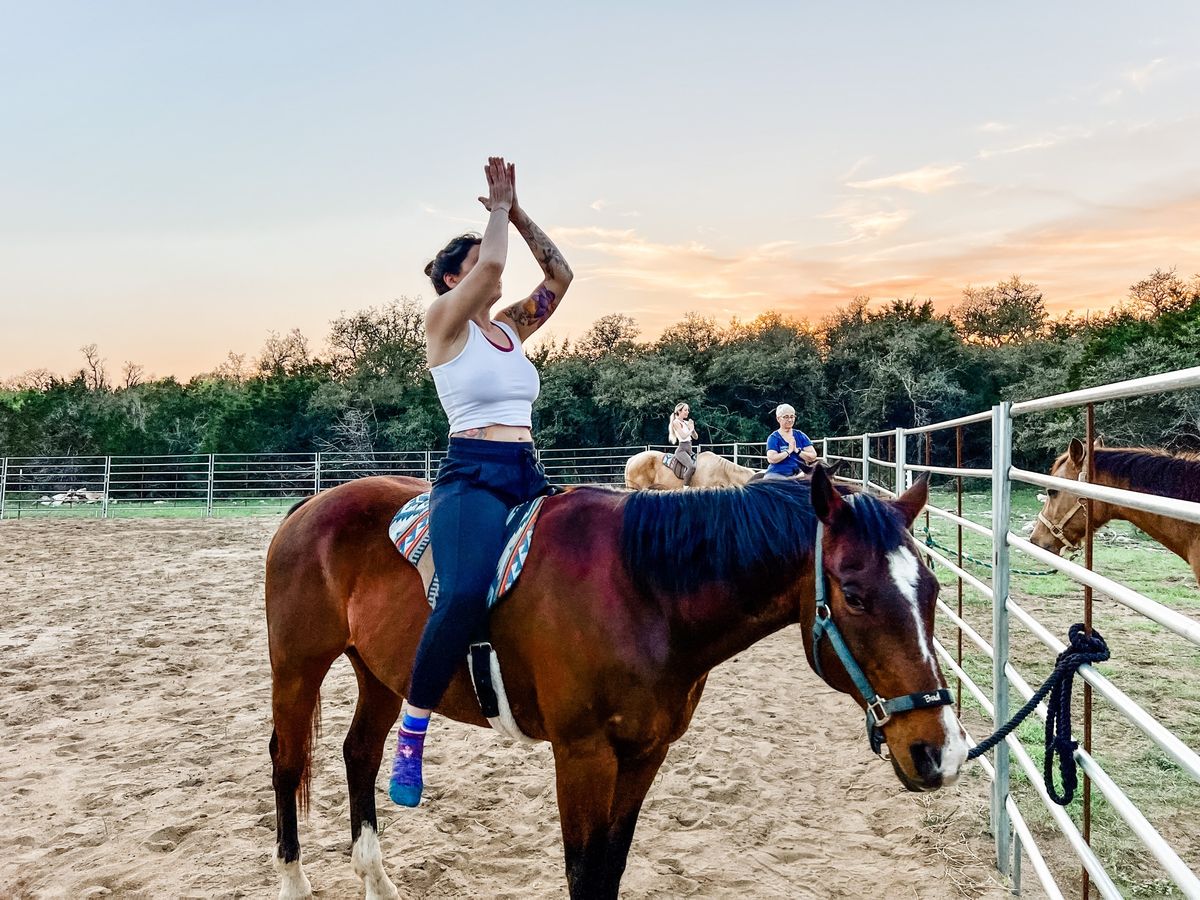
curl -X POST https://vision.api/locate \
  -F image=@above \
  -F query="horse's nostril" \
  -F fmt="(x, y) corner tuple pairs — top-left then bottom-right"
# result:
(910, 742), (942, 781)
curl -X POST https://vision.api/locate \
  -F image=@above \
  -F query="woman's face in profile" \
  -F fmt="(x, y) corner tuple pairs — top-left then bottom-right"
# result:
(678, 405), (689, 418)
(451, 245), (502, 300)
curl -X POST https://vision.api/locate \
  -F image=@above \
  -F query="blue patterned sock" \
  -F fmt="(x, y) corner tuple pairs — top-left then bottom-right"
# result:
(389, 713), (429, 807)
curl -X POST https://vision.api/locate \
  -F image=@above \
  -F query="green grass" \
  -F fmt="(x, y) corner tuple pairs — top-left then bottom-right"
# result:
(924, 483), (1200, 898)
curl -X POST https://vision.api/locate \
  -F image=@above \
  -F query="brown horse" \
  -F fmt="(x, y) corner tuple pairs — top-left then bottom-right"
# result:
(266, 467), (968, 900)
(623, 449), (760, 489)
(1030, 439), (1200, 583)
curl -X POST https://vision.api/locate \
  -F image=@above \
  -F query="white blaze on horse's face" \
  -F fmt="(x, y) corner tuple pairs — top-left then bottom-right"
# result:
(886, 542), (968, 786)
(886, 546), (932, 667)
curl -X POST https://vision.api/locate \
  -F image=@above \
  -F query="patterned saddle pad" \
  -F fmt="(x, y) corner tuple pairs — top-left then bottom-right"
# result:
(388, 492), (547, 609)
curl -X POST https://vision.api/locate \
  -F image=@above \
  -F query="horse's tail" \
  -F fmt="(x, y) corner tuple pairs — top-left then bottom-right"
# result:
(285, 495), (314, 519)
(297, 691), (322, 816)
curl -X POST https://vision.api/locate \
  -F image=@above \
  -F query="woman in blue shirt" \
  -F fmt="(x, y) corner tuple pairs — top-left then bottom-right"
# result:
(764, 403), (817, 478)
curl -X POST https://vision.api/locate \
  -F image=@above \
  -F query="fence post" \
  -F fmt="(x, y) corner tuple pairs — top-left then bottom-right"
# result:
(990, 402), (1013, 875)
(1011, 825), (1023, 896)
(861, 434), (871, 492)
(424, 451), (432, 482)
(206, 454), (215, 518)
(894, 428), (906, 497)
(732, 442), (739, 467)
(0, 457), (7, 520)
(314, 452), (322, 495)
(102, 456), (112, 519)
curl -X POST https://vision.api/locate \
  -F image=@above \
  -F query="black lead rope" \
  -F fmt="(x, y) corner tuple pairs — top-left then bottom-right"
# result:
(965, 624), (1110, 806)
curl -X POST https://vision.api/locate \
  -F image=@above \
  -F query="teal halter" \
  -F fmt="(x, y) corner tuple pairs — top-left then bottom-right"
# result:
(811, 522), (953, 758)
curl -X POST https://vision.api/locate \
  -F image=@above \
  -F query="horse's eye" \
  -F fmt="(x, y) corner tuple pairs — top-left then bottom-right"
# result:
(843, 592), (867, 613)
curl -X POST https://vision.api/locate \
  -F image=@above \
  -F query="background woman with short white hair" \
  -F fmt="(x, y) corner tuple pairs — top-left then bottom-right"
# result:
(763, 403), (816, 479)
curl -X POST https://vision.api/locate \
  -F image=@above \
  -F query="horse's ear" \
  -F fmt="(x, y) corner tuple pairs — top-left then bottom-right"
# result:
(1068, 437), (1086, 467)
(810, 465), (846, 525)
(893, 476), (929, 529)
(1093, 433), (1105, 448)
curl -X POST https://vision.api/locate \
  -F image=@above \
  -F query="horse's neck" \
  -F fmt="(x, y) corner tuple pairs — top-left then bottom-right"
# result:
(665, 576), (806, 681)
(708, 455), (755, 484)
(1094, 469), (1196, 560)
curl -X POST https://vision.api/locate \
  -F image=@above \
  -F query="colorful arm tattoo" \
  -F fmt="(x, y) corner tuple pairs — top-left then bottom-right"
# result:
(507, 284), (559, 328)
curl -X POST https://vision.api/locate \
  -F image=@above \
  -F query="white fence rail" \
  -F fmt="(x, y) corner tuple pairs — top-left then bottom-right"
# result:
(5, 370), (1199, 895)
(0, 442), (773, 518)
(820, 365), (1200, 899)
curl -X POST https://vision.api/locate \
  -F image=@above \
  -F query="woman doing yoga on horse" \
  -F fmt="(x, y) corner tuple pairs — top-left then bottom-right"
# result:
(390, 157), (573, 807)
(667, 402), (699, 486)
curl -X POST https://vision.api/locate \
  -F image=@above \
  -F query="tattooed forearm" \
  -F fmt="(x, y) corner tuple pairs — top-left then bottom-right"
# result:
(508, 284), (559, 327)
(512, 210), (573, 284)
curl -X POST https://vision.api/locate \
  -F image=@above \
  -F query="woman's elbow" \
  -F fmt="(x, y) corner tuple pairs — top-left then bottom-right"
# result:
(475, 257), (505, 278)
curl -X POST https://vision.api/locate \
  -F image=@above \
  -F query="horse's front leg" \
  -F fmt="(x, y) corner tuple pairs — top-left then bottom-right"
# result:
(601, 746), (670, 896)
(553, 739), (619, 900)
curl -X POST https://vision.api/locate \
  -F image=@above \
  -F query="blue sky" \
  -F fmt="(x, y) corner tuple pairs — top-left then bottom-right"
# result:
(3, 2), (1199, 378)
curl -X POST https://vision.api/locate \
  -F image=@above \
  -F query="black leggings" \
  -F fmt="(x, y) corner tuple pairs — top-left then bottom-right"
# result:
(407, 438), (551, 710)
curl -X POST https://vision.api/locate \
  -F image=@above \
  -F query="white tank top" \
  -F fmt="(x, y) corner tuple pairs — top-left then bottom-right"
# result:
(429, 320), (540, 434)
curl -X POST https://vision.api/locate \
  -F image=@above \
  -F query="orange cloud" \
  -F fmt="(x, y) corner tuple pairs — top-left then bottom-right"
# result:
(538, 192), (1200, 345)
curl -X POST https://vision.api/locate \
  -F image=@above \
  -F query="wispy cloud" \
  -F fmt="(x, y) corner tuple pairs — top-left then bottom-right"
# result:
(542, 191), (1200, 345)
(589, 199), (607, 211)
(1126, 57), (1166, 90)
(976, 125), (1094, 160)
(976, 121), (1010, 134)
(847, 164), (963, 194)
(822, 200), (913, 241)
(419, 203), (479, 226)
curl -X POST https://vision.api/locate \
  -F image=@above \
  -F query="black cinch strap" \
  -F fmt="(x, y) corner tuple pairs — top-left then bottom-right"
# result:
(469, 643), (500, 720)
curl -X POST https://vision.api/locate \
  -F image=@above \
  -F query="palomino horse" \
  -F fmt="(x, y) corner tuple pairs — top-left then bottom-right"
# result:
(1030, 438), (1200, 584)
(266, 467), (968, 899)
(624, 448), (759, 489)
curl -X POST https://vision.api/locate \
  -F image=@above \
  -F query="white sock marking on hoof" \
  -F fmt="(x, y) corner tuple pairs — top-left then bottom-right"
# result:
(274, 851), (313, 900)
(351, 823), (399, 900)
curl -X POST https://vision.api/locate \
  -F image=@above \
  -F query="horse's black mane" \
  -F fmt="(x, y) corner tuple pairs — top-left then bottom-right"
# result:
(620, 479), (907, 597)
(1095, 447), (1200, 504)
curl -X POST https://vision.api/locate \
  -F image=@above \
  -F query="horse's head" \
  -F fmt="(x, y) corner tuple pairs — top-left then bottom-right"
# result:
(806, 466), (969, 791)
(1029, 437), (1093, 554)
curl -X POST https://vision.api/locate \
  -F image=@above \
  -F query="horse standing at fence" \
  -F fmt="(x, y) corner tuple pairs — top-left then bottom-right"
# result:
(1030, 439), (1200, 584)
(623, 449), (760, 489)
(265, 467), (968, 899)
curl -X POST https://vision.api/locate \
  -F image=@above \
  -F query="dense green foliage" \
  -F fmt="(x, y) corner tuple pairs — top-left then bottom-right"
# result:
(3, 270), (1198, 470)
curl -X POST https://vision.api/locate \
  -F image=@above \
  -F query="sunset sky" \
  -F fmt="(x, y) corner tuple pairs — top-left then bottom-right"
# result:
(4, 2), (1200, 379)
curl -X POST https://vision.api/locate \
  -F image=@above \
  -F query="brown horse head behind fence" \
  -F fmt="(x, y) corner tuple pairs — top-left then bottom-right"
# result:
(265, 466), (967, 899)
(1030, 439), (1200, 584)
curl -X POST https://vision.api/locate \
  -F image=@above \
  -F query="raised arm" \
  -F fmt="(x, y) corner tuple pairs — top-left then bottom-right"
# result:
(425, 158), (513, 350)
(498, 166), (574, 341)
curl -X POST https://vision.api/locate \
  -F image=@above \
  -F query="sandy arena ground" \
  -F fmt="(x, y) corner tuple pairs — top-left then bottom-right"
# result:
(0, 517), (1023, 899)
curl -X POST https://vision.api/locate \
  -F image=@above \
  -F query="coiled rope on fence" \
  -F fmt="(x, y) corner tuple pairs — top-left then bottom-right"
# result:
(965, 624), (1111, 806)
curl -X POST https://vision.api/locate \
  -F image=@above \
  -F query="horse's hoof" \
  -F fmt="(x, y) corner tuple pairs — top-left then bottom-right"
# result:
(352, 824), (399, 900)
(274, 853), (313, 900)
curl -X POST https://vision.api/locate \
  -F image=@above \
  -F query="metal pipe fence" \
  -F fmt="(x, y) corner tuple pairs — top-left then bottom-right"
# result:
(5, 372), (1199, 894)
(817, 366), (1200, 898)
(0, 442), (776, 518)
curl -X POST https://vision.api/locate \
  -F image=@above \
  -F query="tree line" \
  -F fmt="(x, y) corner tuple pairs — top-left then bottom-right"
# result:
(3, 269), (1198, 471)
